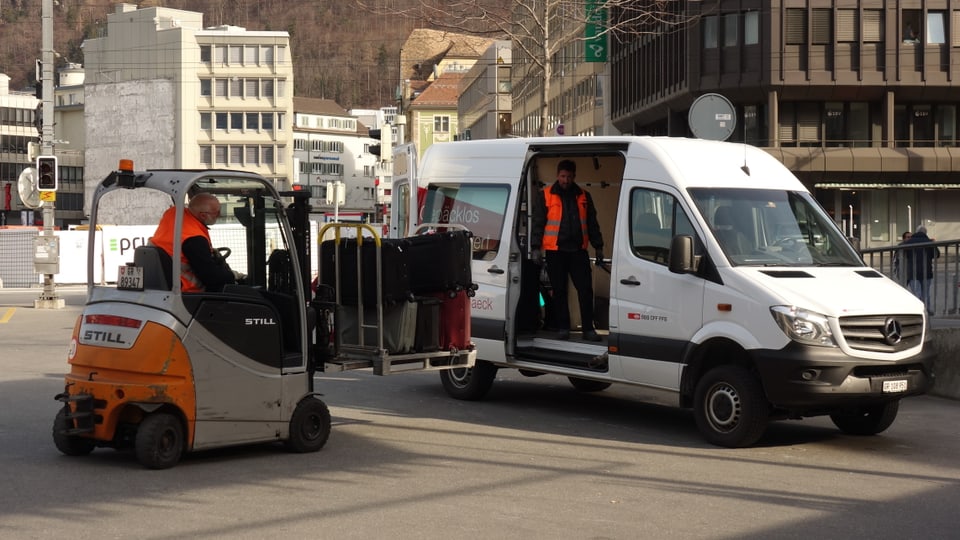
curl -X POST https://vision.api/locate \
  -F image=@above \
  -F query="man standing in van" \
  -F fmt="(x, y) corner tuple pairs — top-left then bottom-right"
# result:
(532, 160), (604, 341)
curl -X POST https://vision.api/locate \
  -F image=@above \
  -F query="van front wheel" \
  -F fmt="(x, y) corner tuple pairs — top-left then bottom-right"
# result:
(830, 401), (899, 435)
(440, 361), (497, 400)
(694, 366), (770, 448)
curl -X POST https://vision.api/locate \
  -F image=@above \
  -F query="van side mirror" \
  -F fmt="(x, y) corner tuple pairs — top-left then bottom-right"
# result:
(669, 235), (696, 274)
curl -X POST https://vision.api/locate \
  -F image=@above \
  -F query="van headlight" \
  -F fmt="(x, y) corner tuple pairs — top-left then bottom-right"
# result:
(770, 306), (837, 347)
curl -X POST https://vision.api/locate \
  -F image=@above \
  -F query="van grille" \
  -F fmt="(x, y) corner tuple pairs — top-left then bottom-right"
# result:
(838, 315), (924, 353)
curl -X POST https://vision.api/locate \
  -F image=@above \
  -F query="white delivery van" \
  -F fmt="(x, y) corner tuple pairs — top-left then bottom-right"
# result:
(402, 136), (934, 447)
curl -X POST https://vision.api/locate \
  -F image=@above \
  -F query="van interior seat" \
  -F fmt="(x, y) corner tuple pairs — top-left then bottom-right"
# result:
(713, 206), (752, 256)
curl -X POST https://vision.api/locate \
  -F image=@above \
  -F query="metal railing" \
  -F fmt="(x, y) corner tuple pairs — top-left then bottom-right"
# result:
(861, 239), (960, 317)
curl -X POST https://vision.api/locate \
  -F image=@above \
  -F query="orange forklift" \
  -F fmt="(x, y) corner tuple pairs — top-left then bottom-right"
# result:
(53, 162), (475, 468)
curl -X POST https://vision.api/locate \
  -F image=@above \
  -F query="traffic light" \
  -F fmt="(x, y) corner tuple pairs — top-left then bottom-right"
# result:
(37, 155), (58, 191)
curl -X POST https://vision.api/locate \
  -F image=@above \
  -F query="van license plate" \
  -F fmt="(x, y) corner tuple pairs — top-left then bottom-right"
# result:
(882, 380), (908, 393)
(118, 265), (144, 291)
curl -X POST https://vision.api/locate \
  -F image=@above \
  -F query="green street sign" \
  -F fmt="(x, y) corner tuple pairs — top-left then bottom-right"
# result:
(585, 1), (607, 62)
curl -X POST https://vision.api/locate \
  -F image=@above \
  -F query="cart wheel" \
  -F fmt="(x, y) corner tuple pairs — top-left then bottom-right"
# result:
(135, 413), (184, 469)
(286, 397), (331, 453)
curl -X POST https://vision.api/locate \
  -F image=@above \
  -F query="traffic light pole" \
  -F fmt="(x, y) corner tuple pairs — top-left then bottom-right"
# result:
(35, 0), (63, 309)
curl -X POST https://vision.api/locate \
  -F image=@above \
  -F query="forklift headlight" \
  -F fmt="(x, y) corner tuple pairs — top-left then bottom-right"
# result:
(770, 306), (837, 347)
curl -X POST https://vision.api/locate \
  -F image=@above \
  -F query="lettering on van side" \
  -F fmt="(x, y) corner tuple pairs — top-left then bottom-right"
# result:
(438, 206), (480, 224)
(471, 297), (494, 311)
(628, 313), (668, 322)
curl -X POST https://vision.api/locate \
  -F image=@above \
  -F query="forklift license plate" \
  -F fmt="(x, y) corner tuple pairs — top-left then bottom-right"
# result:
(882, 379), (908, 393)
(117, 265), (144, 291)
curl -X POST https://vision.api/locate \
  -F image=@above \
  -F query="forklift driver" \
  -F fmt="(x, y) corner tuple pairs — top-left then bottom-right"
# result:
(150, 192), (243, 292)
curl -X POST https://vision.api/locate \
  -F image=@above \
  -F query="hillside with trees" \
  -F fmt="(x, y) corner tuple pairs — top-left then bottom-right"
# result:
(0, 0), (445, 108)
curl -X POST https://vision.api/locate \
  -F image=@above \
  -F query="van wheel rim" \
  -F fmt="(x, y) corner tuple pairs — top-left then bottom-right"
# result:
(706, 383), (741, 431)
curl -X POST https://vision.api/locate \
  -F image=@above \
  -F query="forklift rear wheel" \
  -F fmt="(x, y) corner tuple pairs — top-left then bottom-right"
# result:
(286, 397), (331, 453)
(53, 406), (96, 456)
(135, 413), (184, 469)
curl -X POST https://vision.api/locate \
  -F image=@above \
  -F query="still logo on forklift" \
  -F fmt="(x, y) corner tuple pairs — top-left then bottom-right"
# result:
(83, 330), (127, 344)
(245, 318), (277, 325)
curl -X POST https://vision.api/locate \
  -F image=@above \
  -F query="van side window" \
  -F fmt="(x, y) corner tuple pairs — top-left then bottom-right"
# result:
(630, 188), (694, 264)
(421, 184), (511, 260)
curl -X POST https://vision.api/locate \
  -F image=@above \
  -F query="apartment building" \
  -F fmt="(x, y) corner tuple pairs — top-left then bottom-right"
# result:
(0, 74), (39, 226)
(82, 3), (293, 224)
(292, 97), (379, 221)
(611, 1), (960, 247)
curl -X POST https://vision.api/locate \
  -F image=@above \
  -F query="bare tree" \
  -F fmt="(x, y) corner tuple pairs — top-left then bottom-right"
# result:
(361, 0), (696, 136)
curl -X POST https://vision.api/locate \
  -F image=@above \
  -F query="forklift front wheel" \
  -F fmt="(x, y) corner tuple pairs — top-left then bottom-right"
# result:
(53, 406), (96, 457)
(135, 413), (185, 469)
(286, 397), (331, 453)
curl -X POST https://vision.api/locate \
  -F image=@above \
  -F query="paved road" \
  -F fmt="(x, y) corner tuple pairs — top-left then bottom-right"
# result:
(1, 287), (959, 539)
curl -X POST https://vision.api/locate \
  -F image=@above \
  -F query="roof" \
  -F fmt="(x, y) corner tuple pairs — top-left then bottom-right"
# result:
(400, 29), (492, 81)
(409, 72), (464, 109)
(293, 97), (351, 117)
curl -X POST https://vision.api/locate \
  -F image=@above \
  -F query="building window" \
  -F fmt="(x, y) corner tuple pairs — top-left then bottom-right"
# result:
(864, 10), (883, 42)
(744, 11), (759, 45)
(837, 10), (858, 42)
(497, 66), (512, 93)
(927, 12), (946, 44)
(200, 146), (212, 165)
(216, 112), (227, 130)
(262, 147), (275, 166)
(200, 112), (211, 130)
(215, 46), (227, 64)
(245, 45), (257, 65)
(277, 79), (286, 98)
(262, 80), (274, 98)
(785, 9), (807, 45)
(200, 45), (211, 63)
(825, 102), (845, 146)
(277, 46), (286, 63)
(848, 102), (870, 147)
(230, 77), (242, 98)
(261, 46), (274, 65)
(703, 16), (718, 48)
(215, 145), (227, 164)
(200, 79), (211, 97)
(246, 146), (259, 165)
(723, 13), (738, 47)
(229, 45), (242, 64)
(230, 145), (242, 164)
(294, 138), (305, 151)
(434, 115), (450, 133)
(246, 80), (259, 98)
(262, 113), (274, 130)
(904, 10), (922, 43)
(812, 9), (832, 45)
(231, 112), (243, 130)
(247, 112), (259, 130)
(215, 79), (227, 97)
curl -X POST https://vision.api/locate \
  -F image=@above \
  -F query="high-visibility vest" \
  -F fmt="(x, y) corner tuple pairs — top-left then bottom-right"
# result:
(150, 206), (210, 292)
(542, 189), (589, 251)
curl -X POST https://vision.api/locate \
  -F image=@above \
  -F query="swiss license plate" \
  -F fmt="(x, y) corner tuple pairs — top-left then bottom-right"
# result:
(882, 379), (908, 393)
(117, 265), (144, 291)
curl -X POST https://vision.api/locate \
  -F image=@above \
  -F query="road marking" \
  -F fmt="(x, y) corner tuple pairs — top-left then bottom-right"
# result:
(0, 308), (14, 323)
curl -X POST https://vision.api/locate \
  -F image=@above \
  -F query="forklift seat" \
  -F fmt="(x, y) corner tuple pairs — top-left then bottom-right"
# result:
(133, 245), (173, 290)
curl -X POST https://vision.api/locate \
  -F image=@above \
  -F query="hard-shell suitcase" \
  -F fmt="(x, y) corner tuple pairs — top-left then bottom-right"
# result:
(405, 231), (473, 294)
(431, 290), (471, 351)
(320, 237), (412, 306)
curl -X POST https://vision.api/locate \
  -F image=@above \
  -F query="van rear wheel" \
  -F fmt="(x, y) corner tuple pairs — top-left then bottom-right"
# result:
(830, 401), (899, 435)
(440, 360), (497, 400)
(694, 366), (770, 448)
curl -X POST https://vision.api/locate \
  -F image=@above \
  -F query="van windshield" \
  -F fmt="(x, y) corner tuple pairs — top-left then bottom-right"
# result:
(689, 188), (862, 267)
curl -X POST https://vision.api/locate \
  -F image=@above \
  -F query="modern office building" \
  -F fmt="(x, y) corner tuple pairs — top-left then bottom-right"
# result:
(611, 2), (960, 247)
(82, 3), (293, 224)
(0, 73), (39, 226)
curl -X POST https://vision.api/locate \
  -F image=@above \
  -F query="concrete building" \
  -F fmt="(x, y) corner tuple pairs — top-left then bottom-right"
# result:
(611, 2), (960, 247)
(293, 97), (379, 222)
(408, 71), (464, 157)
(457, 41), (513, 141)
(81, 3), (293, 224)
(0, 73), (39, 226)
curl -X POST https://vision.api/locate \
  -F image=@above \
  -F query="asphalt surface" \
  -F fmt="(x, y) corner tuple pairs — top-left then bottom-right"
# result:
(2, 286), (960, 539)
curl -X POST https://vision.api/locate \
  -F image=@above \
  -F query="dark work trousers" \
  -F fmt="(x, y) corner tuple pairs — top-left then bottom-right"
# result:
(544, 249), (594, 332)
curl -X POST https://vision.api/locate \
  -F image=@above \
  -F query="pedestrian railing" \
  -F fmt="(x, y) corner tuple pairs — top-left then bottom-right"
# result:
(861, 239), (960, 317)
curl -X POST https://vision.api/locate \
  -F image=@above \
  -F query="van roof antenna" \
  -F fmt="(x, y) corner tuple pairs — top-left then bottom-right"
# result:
(740, 144), (750, 176)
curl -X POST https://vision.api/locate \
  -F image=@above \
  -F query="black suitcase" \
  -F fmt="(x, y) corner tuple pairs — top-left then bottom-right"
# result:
(320, 237), (412, 306)
(405, 230), (473, 294)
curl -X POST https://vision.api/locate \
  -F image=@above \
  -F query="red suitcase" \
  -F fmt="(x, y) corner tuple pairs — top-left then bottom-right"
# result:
(433, 290), (471, 351)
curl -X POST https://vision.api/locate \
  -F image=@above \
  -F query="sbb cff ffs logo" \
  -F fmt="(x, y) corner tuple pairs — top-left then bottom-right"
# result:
(37, 155), (58, 191)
